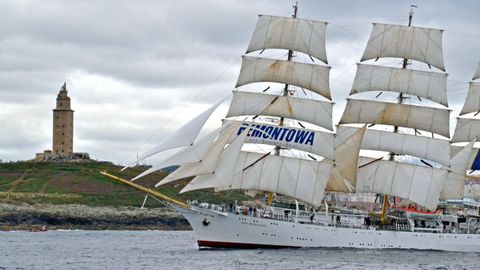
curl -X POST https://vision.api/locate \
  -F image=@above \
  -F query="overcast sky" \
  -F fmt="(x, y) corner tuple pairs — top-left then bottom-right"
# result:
(1, 0), (479, 164)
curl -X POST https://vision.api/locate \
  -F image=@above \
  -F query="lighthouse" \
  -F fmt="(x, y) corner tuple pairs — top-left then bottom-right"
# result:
(52, 82), (74, 155)
(35, 82), (89, 162)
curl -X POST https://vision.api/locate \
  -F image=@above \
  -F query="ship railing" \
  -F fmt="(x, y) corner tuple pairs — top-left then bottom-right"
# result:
(271, 213), (294, 222)
(413, 227), (443, 233)
(376, 225), (411, 232)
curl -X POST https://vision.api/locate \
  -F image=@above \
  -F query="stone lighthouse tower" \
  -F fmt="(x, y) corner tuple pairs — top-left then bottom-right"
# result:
(52, 82), (74, 155)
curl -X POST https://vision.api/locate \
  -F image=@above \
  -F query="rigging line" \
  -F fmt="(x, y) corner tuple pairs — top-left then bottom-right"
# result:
(449, 79), (470, 84)
(243, 151), (272, 171)
(358, 156), (386, 168)
(448, 31), (480, 39)
(322, 15), (407, 20)
(334, 41), (365, 52)
(330, 64), (356, 84)
(332, 17), (408, 28)
(445, 59), (479, 68)
(119, 57), (239, 166)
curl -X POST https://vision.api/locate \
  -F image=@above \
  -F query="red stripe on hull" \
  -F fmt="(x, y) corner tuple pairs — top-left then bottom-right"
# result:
(197, 240), (297, 249)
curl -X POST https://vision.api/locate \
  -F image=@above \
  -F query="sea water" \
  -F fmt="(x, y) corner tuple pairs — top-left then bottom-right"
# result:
(1, 230), (479, 269)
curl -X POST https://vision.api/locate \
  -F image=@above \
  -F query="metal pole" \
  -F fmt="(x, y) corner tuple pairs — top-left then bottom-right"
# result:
(382, 7), (415, 224)
(268, 2), (298, 205)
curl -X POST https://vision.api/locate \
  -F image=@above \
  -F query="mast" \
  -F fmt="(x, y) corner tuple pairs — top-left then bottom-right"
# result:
(275, 1), (298, 156)
(269, 2), (298, 205)
(382, 6), (415, 223)
(389, 5), (414, 161)
(341, 4), (450, 211)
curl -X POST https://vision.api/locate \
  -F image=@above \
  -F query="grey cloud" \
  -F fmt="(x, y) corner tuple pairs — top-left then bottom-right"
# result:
(1, 0), (479, 163)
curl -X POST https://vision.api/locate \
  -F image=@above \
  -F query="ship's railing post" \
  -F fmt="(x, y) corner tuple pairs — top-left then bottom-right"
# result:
(467, 218), (473, 234)
(407, 217), (415, 232)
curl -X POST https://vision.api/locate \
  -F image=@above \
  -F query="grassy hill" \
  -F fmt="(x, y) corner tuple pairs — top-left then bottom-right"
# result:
(0, 161), (250, 208)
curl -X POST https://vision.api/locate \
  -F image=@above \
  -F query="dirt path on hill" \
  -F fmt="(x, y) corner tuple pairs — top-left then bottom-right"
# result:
(7, 172), (27, 192)
(39, 181), (50, 193)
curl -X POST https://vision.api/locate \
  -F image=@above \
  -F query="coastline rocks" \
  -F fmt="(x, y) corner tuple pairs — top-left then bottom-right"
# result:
(0, 203), (191, 231)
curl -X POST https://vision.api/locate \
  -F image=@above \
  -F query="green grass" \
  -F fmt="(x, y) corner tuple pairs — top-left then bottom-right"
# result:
(0, 182), (12, 192)
(0, 161), (251, 207)
(14, 179), (49, 193)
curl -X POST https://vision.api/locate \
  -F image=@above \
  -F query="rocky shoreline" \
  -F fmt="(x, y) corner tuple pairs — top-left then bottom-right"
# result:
(0, 203), (191, 231)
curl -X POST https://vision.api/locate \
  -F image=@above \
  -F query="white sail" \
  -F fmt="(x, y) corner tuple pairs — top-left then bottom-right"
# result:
(246, 15), (328, 63)
(236, 56), (331, 99)
(339, 126), (450, 166)
(155, 122), (243, 187)
(459, 83), (480, 116)
(226, 91), (333, 131)
(441, 141), (475, 200)
(179, 123), (253, 192)
(361, 23), (445, 71)
(131, 126), (223, 181)
(222, 120), (335, 160)
(351, 64), (448, 106)
(452, 118), (480, 143)
(182, 151), (333, 207)
(339, 99), (450, 138)
(326, 125), (367, 192)
(134, 98), (225, 163)
(451, 145), (480, 170)
(474, 63), (480, 80)
(357, 157), (448, 210)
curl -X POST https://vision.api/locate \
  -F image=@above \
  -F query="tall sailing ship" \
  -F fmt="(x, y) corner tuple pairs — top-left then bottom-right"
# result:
(103, 5), (480, 252)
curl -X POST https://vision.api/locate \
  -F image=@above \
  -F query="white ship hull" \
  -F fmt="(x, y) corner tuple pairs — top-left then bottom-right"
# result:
(176, 206), (480, 252)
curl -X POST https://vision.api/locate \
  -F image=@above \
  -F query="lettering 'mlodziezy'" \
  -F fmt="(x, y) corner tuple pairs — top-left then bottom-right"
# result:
(236, 124), (314, 146)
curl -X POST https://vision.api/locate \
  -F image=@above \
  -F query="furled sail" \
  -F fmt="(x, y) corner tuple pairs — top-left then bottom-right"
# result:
(441, 141), (475, 200)
(361, 23), (445, 71)
(452, 118), (480, 143)
(236, 56), (331, 99)
(246, 15), (328, 63)
(222, 120), (335, 160)
(357, 157), (448, 210)
(338, 126), (450, 166)
(133, 98), (225, 163)
(459, 83), (480, 116)
(182, 151), (333, 207)
(339, 99), (450, 138)
(350, 64), (448, 106)
(226, 91), (333, 131)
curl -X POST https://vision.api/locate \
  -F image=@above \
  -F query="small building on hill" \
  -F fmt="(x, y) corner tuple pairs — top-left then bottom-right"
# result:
(35, 83), (90, 162)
